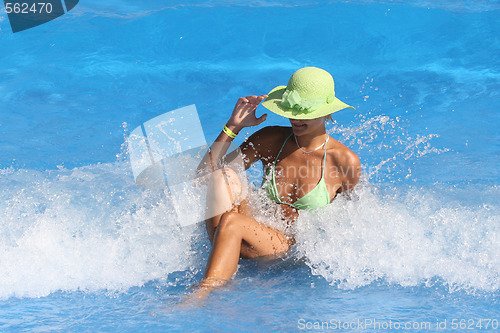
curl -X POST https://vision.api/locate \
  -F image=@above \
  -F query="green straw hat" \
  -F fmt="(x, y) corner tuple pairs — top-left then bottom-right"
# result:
(261, 67), (354, 120)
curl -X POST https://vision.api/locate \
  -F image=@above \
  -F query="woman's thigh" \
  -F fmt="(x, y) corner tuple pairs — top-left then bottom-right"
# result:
(205, 167), (248, 242)
(218, 211), (290, 259)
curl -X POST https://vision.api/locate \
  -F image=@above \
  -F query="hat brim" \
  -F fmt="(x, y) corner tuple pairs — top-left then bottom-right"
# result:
(261, 85), (355, 120)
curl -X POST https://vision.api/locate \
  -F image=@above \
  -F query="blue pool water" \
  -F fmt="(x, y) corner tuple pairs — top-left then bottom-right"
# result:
(0, 0), (499, 331)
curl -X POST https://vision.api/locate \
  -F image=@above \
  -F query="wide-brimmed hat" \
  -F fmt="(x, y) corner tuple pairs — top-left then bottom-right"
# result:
(261, 67), (354, 120)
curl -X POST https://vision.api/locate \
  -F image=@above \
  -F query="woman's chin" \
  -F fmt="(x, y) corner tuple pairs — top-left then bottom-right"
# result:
(291, 124), (307, 135)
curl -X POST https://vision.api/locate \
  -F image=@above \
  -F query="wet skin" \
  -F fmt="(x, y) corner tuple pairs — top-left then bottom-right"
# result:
(189, 95), (361, 300)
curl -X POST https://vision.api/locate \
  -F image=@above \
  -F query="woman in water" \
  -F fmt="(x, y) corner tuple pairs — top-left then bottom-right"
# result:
(195, 67), (361, 296)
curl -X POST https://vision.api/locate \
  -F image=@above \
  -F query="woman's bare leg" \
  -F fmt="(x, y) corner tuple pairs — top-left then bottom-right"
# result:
(181, 167), (288, 302)
(182, 209), (289, 304)
(204, 167), (245, 243)
(202, 211), (289, 283)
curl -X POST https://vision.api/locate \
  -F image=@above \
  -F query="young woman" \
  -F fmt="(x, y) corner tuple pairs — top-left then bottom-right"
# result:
(195, 67), (361, 296)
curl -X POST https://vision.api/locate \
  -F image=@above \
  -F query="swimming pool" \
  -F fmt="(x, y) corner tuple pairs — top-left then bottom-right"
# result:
(0, 0), (499, 331)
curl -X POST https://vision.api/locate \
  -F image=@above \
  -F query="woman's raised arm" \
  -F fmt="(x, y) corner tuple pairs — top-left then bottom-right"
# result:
(196, 95), (268, 175)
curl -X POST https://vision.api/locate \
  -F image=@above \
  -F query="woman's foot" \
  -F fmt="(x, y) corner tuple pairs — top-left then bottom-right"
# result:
(177, 278), (228, 308)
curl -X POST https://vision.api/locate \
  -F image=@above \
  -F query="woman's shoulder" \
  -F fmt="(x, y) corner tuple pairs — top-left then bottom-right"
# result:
(243, 126), (291, 162)
(326, 138), (361, 191)
(255, 125), (291, 135)
(249, 125), (291, 143)
(327, 138), (360, 167)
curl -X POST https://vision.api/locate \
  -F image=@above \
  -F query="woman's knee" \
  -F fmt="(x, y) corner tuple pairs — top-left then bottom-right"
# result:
(210, 167), (245, 201)
(217, 211), (243, 236)
(204, 168), (241, 219)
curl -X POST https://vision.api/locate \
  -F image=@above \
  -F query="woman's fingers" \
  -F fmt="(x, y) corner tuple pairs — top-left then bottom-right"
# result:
(255, 113), (267, 125)
(246, 94), (267, 105)
(237, 94), (267, 106)
(237, 95), (265, 113)
(237, 96), (249, 104)
(229, 94), (269, 128)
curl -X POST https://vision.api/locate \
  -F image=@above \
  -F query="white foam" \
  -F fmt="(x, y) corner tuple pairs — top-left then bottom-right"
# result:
(0, 162), (202, 299)
(294, 183), (500, 293)
(0, 112), (497, 299)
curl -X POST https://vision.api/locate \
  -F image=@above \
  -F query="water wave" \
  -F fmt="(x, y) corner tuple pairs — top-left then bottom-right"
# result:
(0, 113), (497, 299)
(294, 182), (500, 293)
(0, 163), (201, 300)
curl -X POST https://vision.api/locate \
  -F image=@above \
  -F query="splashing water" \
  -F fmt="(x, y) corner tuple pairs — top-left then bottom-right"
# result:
(300, 113), (500, 293)
(0, 114), (497, 300)
(329, 113), (450, 183)
(294, 183), (500, 293)
(0, 163), (203, 300)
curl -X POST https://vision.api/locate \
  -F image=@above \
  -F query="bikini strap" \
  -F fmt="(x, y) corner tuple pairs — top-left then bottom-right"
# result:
(268, 132), (293, 205)
(321, 135), (330, 178)
(274, 133), (294, 166)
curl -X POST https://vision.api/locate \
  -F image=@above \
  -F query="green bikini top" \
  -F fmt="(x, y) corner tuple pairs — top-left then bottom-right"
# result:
(264, 133), (331, 211)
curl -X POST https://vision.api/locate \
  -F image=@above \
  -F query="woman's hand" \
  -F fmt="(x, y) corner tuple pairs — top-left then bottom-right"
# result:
(226, 95), (268, 132)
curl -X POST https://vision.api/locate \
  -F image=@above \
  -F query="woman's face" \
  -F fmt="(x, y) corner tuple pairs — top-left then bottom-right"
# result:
(289, 116), (327, 136)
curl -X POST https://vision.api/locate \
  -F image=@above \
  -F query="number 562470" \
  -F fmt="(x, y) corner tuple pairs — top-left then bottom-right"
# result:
(5, 2), (53, 14)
